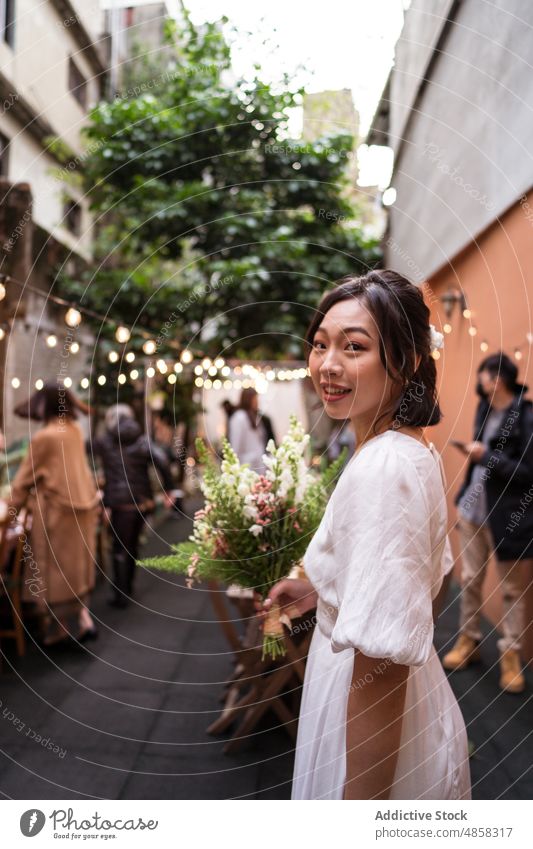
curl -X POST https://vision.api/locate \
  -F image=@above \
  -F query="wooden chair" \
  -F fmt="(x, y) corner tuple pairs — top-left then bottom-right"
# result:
(207, 578), (315, 753)
(0, 510), (32, 658)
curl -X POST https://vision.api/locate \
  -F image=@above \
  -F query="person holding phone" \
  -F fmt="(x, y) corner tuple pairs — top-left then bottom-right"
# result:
(444, 353), (533, 693)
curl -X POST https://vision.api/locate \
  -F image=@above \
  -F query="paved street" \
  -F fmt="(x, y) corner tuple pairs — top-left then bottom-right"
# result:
(0, 503), (531, 800)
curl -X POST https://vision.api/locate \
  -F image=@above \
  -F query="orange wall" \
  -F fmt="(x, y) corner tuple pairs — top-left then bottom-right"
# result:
(426, 189), (533, 664)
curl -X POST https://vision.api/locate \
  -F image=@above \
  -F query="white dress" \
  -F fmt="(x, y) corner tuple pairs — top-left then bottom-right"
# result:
(228, 409), (267, 473)
(292, 429), (472, 800)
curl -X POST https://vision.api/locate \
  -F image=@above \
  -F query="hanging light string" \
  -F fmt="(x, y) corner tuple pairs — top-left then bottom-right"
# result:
(0, 272), (311, 391)
(0, 271), (178, 347)
(432, 305), (532, 362)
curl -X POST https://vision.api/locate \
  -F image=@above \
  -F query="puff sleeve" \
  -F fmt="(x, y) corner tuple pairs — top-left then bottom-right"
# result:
(328, 448), (436, 666)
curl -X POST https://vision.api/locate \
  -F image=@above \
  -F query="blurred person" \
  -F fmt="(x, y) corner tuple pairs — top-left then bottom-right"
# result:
(228, 388), (276, 473)
(90, 404), (174, 608)
(444, 353), (533, 692)
(220, 399), (236, 439)
(9, 383), (100, 645)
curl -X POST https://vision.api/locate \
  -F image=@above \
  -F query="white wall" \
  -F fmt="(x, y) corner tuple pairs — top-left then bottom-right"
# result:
(385, 0), (533, 279)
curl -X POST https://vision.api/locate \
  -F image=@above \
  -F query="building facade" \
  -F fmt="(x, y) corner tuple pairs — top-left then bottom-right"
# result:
(368, 0), (533, 662)
(0, 0), (107, 443)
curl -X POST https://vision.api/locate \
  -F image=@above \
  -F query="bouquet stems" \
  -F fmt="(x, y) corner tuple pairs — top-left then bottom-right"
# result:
(262, 601), (286, 660)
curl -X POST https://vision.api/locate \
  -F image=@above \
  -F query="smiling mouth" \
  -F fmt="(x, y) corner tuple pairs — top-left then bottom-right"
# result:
(321, 385), (352, 401)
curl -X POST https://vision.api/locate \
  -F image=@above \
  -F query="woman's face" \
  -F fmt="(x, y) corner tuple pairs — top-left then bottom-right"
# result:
(308, 297), (401, 426)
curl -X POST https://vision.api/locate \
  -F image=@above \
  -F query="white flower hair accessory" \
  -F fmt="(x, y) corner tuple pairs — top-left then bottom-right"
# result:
(429, 324), (444, 350)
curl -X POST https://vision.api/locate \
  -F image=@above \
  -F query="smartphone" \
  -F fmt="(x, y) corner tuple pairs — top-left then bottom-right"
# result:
(451, 439), (467, 452)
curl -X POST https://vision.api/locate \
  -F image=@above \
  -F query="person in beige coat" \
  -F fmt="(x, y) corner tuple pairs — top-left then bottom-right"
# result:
(9, 383), (100, 645)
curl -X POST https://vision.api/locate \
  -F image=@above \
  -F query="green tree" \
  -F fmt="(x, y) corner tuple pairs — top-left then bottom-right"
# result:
(60, 11), (379, 362)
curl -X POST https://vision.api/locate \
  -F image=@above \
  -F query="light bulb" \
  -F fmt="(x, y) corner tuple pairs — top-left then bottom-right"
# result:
(115, 325), (130, 344)
(65, 307), (82, 327)
(143, 340), (156, 355)
(108, 350), (119, 363)
(46, 334), (57, 348)
(180, 349), (193, 364)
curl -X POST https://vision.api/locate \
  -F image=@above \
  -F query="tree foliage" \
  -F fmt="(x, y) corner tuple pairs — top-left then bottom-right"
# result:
(60, 11), (380, 359)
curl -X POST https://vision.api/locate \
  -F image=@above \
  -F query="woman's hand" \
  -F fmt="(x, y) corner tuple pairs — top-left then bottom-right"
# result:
(262, 578), (318, 619)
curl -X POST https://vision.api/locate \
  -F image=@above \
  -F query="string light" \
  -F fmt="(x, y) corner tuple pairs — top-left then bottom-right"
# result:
(208, 365), (217, 376)
(463, 308), (472, 319)
(214, 357), (225, 368)
(11, 377), (20, 388)
(174, 362), (183, 373)
(480, 340), (489, 352)
(201, 357), (211, 370)
(115, 325), (130, 344)
(130, 369), (139, 380)
(180, 349), (193, 363)
(125, 351), (135, 363)
(514, 349), (523, 360)
(468, 326), (478, 336)
(63, 377), (72, 388)
(146, 367), (155, 378)
(443, 323), (452, 334)
(156, 359), (167, 374)
(167, 373), (177, 384)
(143, 340), (156, 355)
(97, 375), (106, 385)
(194, 365), (203, 375)
(65, 307), (82, 328)
(70, 341), (80, 353)
(108, 350), (119, 363)
(194, 377), (204, 387)
(118, 374), (126, 385)
(80, 378), (89, 389)
(0, 282), (5, 301)
(35, 379), (43, 390)
(46, 334), (57, 348)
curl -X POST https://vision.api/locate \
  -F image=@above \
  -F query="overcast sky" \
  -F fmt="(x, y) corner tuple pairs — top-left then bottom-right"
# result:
(186, 0), (409, 186)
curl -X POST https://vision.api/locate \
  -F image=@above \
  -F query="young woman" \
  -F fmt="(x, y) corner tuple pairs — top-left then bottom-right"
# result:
(265, 270), (471, 800)
(228, 387), (275, 473)
(9, 384), (100, 645)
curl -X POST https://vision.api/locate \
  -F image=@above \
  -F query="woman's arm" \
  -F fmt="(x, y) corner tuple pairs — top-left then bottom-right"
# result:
(345, 651), (409, 800)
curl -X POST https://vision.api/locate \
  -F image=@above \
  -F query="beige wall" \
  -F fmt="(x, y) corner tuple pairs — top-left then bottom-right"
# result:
(427, 189), (533, 664)
(0, 0), (103, 255)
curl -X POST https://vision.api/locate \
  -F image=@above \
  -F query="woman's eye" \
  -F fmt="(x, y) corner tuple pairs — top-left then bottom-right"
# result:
(312, 339), (326, 350)
(346, 342), (363, 351)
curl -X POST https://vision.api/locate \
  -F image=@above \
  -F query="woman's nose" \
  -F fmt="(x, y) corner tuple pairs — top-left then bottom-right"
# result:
(319, 355), (343, 377)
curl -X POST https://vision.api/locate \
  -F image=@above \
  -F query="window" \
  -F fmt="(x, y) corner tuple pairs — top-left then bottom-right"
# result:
(63, 199), (82, 235)
(68, 57), (88, 109)
(0, 132), (9, 177)
(0, 0), (15, 48)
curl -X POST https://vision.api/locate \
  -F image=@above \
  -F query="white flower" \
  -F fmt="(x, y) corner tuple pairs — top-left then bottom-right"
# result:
(243, 505), (259, 520)
(429, 324), (444, 350)
(249, 524), (263, 536)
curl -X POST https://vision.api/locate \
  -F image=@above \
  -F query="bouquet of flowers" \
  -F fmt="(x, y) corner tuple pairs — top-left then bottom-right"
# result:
(142, 416), (345, 660)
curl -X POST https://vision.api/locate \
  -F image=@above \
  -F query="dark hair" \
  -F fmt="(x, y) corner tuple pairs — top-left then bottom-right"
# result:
(305, 269), (442, 433)
(239, 387), (259, 429)
(14, 382), (88, 423)
(478, 352), (519, 392)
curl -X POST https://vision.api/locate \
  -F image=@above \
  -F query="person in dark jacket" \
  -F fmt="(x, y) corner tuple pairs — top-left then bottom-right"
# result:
(90, 404), (174, 608)
(443, 353), (533, 693)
